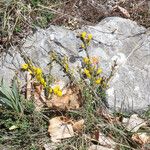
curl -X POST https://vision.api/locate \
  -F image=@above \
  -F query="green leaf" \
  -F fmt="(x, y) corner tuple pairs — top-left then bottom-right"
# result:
(0, 78), (24, 113)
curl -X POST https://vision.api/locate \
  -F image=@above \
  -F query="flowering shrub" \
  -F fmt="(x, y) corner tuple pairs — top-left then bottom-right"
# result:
(21, 31), (116, 106)
(21, 64), (46, 87)
(21, 63), (62, 97)
(1, 31), (144, 150)
(79, 32), (111, 90)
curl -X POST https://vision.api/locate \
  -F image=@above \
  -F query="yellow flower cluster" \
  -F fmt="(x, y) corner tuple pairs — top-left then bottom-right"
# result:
(95, 78), (102, 84)
(80, 32), (93, 48)
(81, 31), (87, 39)
(22, 64), (28, 70)
(94, 68), (103, 84)
(49, 86), (62, 97)
(82, 56), (104, 85)
(80, 32), (105, 86)
(81, 32), (92, 41)
(82, 56), (103, 78)
(83, 57), (90, 64)
(83, 68), (91, 78)
(21, 64), (46, 87)
(21, 63), (63, 97)
(96, 68), (102, 75)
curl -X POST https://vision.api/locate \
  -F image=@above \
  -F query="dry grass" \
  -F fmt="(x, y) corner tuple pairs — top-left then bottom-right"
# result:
(0, 0), (149, 56)
(0, 1), (150, 150)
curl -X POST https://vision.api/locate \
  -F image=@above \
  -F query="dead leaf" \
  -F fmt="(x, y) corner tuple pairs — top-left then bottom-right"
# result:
(92, 129), (99, 141)
(88, 145), (114, 150)
(47, 85), (82, 110)
(34, 84), (43, 94)
(90, 131), (116, 149)
(97, 107), (119, 124)
(132, 133), (150, 145)
(73, 119), (84, 133)
(48, 116), (74, 142)
(113, 5), (130, 18)
(98, 133), (116, 148)
(125, 114), (147, 132)
(33, 84), (46, 111)
(43, 143), (58, 150)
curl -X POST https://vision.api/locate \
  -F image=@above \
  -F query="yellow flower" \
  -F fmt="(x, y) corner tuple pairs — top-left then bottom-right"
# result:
(53, 86), (63, 96)
(21, 64), (28, 70)
(31, 66), (37, 72)
(36, 74), (42, 81)
(53, 86), (60, 94)
(95, 78), (102, 84)
(49, 88), (53, 93)
(40, 78), (44, 83)
(28, 69), (33, 74)
(81, 31), (87, 39)
(83, 57), (90, 64)
(88, 34), (93, 41)
(81, 43), (85, 49)
(97, 68), (102, 75)
(43, 82), (47, 87)
(57, 90), (63, 97)
(40, 78), (46, 87)
(64, 63), (69, 72)
(35, 68), (42, 75)
(36, 75), (46, 87)
(84, 68), (91, 78)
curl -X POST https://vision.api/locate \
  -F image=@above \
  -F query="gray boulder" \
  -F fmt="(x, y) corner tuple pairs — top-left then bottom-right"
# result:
(0, 17), (150, 112)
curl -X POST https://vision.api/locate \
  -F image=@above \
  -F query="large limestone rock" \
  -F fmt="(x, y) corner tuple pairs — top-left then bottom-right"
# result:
(0, 17), (150, 112)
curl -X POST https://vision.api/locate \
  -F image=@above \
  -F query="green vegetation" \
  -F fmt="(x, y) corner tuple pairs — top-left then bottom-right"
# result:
(0, 78), (23, 114)
(0, 29), (149, 150)
(0, 77), (48, 149)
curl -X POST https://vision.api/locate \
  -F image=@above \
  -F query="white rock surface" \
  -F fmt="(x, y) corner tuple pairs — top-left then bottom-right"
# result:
(1, 17), (150, 112)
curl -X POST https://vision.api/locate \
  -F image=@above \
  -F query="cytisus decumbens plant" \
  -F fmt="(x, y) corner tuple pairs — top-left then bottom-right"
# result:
(3, 32), (147, 150)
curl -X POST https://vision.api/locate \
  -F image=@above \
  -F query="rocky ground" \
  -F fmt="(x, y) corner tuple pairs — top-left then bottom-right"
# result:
(0, 0), (150, 150)
(53, 0), (150, 27)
